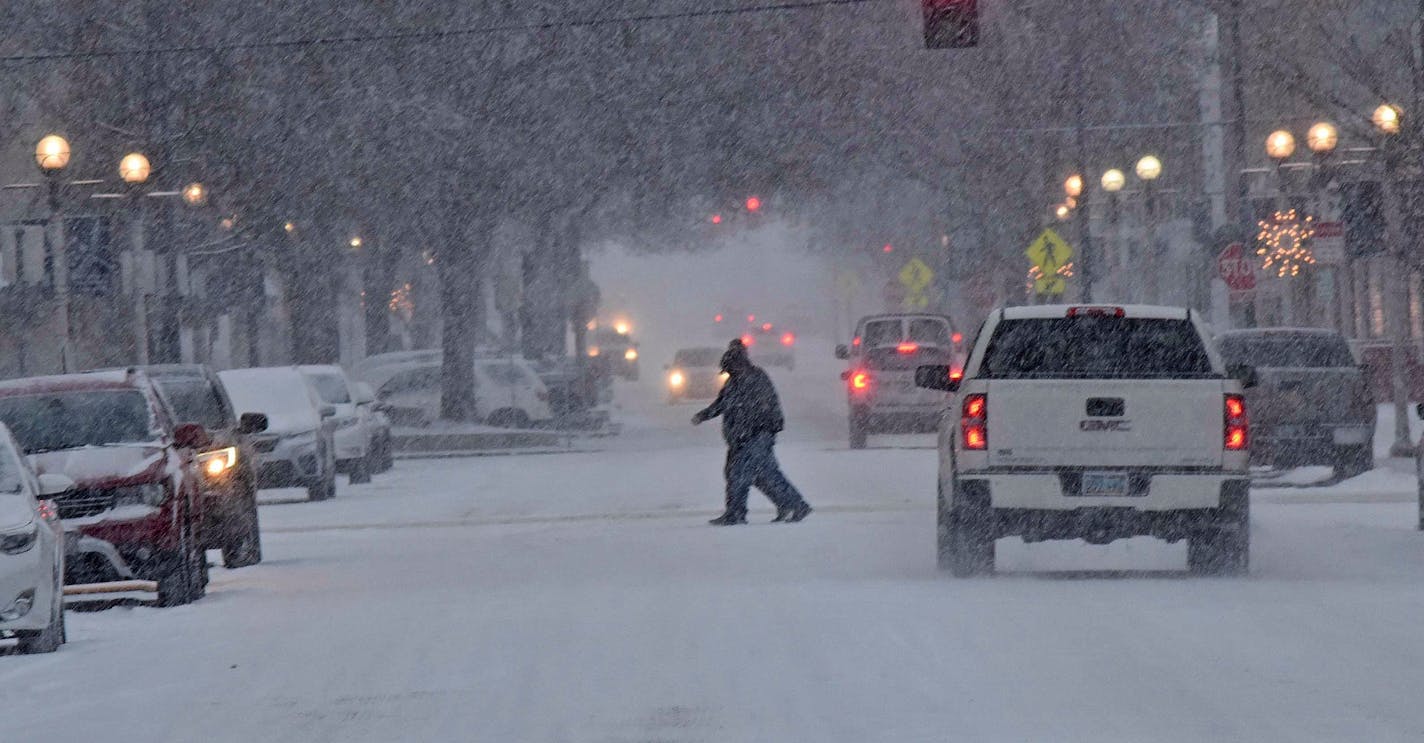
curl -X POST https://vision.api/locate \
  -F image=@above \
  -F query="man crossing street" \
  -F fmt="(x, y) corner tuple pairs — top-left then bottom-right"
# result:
(692, 339), (812, 525)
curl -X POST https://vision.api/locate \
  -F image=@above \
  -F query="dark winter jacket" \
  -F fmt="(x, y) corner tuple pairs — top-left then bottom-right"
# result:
(693, 342), (785, 444)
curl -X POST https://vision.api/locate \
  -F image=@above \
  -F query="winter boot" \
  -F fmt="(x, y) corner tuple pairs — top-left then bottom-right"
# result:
(708, 513), (748, 526)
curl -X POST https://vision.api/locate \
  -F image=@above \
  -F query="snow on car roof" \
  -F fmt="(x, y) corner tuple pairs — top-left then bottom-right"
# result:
(0, 370), (143, 396)
(1000, 304), (1190, 320)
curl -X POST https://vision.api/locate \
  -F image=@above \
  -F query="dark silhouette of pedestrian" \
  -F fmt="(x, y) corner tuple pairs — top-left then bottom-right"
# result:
(692, 340), (812, 525)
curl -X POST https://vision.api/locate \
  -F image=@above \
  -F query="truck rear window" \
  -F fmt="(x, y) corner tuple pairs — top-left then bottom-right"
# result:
(980, 317), (1214, 379)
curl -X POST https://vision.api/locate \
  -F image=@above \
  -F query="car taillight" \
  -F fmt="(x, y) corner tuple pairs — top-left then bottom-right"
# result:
(1224, 394), (1248, 451)
(951, 332), (963, 344)
(850, 371), (872, 392)
(950, 367), (963, 381)
(897, 342), (919, 354)
(1066, 306), (1126, 318)
(740, 334), (755, 347)
(781, 332), (795, 346)
(962, 393), (987, 450)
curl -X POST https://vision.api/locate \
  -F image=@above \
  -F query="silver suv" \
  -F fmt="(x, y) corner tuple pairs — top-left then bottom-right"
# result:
(836, 313), (964, 449)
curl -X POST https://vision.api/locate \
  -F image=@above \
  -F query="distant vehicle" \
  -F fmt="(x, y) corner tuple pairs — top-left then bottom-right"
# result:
(666, 347), (729, 403)
(740, 322), (796, 370)
(299, 365), (389, 484)
(220, 367), (339, 502)
(0, 424), (72, 653)
(919, 305), (1252, 577)
(1217, 329), (1375, 478)
(143, 365), (268, 569)
(0, 371), (211, 605)
(588, 328), (640, 380)
(349, 349), (444, 391)
(376, 357), (553, 428)
(836, 313), (964, 448)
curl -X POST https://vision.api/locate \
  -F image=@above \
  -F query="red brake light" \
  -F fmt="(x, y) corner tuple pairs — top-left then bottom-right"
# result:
(961, 393), (987, 450)
(762, 322), (773, 332)
(897, 342), (919, 354)
(950, 367), (964, 381)
(740, 334), (755, 347)
(36, 500), (57, 520)
(1066, 306), (1126, 318)
(1224, 394), (1248, 451)
(951, 332), (963, 344)
(781, 332), (795, 346)
(714, 314), (723, 323)
(851, 371), (871, 391)
(852, 336), (862, 347)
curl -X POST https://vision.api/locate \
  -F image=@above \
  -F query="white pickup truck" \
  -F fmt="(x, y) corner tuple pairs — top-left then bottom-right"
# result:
(915, 305), (1254, 577)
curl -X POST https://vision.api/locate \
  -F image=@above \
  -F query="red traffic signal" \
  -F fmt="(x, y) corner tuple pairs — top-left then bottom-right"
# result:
(711, 214), (722, 224)
(923, 0), (979, 49)
(745, 196), (762, 213)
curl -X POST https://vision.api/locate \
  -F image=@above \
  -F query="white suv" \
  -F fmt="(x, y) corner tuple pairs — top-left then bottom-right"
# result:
(917, 305), (1253, 576)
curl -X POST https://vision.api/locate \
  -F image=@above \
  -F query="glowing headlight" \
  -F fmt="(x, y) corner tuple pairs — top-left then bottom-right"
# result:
(588, 346), (601, 358)
(197, 446), (238, 477)
(669, 371), (686, 388)
(624, 348), (639, 361)
(718, 372), (730, 386)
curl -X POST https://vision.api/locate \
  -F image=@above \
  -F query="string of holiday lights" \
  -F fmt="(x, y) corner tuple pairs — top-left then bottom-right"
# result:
(1256, 209), (1316, 278)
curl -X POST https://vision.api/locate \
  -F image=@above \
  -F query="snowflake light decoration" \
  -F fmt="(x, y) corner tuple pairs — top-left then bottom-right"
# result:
(1256, 209), (1316, 278)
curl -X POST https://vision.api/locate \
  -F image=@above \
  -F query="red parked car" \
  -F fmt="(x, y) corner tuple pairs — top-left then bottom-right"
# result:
(0, 370), (210, 606)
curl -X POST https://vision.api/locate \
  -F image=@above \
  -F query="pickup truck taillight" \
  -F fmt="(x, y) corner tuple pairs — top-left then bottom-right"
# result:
(850, 370), (872, 393)
(962, 393), (987, 450)
(1224, 394), (1248, 451)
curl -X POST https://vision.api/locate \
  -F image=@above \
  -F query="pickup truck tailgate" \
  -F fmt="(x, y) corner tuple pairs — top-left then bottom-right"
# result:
(985, 379), (1226, 469)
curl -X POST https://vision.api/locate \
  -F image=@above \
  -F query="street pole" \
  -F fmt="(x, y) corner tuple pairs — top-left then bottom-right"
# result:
(1143, 180), (1159, 304)
(1381, 146), (1414, 457)
(44, 178), (71, 372)
(131, 196), (150, 365)
(1070, 1), (1094, 302)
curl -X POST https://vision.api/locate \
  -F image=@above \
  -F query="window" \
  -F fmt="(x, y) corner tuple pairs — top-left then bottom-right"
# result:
(861, 320), (902, 348)
(306, 373), (352, 404)
(154, 378), (231, 429)
(379, 368), (440, 396)
(480, 362), (530, 387)
(981, 318), (1213, 379)
(0, 390), (155, 453)
(907, 318), (952, 345)
(1218, 334), (1355, 368)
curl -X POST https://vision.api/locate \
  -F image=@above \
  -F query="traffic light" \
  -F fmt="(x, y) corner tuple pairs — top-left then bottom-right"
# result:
(923, 0), (979, 49)
(745, 196), (762, 213)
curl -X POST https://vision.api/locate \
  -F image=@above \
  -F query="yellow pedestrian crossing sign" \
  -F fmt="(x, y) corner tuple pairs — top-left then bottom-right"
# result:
(1034, 276), (1067, 295)
(1026, 228), (1073, 274)
(898, 257), (935, 293)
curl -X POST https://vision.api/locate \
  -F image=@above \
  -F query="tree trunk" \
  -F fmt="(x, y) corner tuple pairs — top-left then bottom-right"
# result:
(437, 215), (492, 422)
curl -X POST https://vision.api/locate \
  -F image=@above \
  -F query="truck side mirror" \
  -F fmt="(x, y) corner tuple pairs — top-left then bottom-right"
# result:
(238, 412), (269, 435)
(834, 344), (850, 360)
(915, 365), (961, 393)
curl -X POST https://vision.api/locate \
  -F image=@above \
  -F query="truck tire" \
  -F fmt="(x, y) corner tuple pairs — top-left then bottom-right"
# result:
(307, 472), (336, 501)
(848, 412), (868, 450)
(157, 521), (206, 606)
(348, 455), (372, 485)
(1188, 491), (1250, 576)
(1334, 445), (1372, 480)
(943, 499), (995, 577)
(221, 485), (262, 569)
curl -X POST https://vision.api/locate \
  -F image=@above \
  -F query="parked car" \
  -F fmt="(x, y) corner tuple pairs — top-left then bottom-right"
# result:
(299, 365), (388, 484)
(918, 304), (1252, 576)
(0, 371), (210, 606)
(349, 349), (444, 392)
(376, 357), (553, 428)
(1217, 328), (1375, 477)
(0, 424), (71, 653)
(836, 313), (965, 449)
(665, 347), (729, 403)
(219, 367), (339, 501)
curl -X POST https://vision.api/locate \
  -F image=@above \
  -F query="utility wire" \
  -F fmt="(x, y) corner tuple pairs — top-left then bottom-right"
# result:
(0, 0), (881, 64)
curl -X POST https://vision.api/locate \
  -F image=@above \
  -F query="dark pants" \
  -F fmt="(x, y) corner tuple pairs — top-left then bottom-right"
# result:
(723, 432), (805, 517)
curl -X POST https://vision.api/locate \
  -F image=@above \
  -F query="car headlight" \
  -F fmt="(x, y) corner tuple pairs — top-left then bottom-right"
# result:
(624, 348), (639, 361)
(718, 372), (730, 386)
(0, 522), (38, 555)
(197, 446), (238, 478)
(111, 484), (168, 507)
(669, 371), (686, 388)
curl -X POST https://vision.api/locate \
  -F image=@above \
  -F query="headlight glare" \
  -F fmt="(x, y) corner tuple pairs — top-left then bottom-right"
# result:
(198, 446), (238, 477)
(669, 371), (685, 388)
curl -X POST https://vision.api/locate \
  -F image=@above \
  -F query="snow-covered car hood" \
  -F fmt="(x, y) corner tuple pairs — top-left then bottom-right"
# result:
(0, 496), (34, 531)
(28, 445), (167, 489)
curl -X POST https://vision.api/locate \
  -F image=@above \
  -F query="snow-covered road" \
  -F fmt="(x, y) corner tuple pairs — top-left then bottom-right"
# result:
(4, 364), (1424, 741)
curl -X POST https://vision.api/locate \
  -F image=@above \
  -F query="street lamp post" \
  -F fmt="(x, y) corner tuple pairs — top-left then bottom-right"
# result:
(120, 152), (153, 364)
(1101, 168), (1125, 300)
(33, 135), (72, 371)
(1373, 105), (1414, 457)
(1306, 122), (1340, 334)
(1064, 173), (1094, 302)
(1136, 155), (1163, 304)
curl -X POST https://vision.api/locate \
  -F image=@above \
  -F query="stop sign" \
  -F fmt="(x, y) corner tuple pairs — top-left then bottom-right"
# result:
(1217, 242), (1256, 292)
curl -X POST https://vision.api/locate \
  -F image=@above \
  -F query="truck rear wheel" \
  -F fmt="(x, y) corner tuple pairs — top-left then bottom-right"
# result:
(942, 505), (994, 576)
(848, 412), (868, 450)
(1188, 492), (1250, 576)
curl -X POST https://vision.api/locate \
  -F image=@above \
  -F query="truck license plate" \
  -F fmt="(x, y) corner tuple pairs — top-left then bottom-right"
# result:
(1081, 471), (1130, 497)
